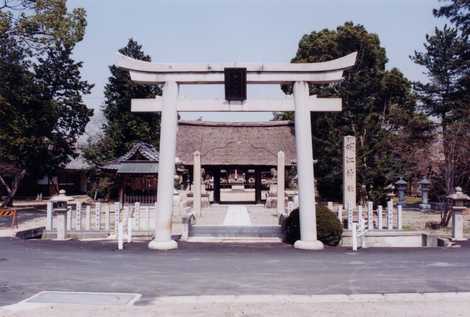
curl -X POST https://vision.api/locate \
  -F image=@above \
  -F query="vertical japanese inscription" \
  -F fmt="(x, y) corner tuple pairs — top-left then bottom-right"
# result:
(343, 136), (356, 211)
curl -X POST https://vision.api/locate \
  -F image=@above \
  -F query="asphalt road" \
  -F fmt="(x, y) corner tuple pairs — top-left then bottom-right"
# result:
(1, 238), (470, 306)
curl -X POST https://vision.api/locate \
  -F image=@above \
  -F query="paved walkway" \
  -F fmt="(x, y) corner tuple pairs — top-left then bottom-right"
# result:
(223, 206), (252, 226)
(198, 205), (278, 226)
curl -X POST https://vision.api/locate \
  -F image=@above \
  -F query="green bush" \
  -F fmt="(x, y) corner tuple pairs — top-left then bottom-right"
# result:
(282, 205), (343, 246)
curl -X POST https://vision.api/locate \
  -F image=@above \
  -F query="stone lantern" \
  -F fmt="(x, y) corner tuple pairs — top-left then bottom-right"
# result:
(418, 176), (431, 210)
(447, 187), (470, 241)
(395, 177), (407, 207)
(50, 190), (73, 240)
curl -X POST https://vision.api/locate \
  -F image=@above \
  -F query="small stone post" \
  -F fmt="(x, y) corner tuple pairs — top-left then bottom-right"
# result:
(397, 205), (403, 230)
(447, 187), (470, 241)
(85, 205), (91, 231)
(193, 151), (202, 218)
(66, 207), (72, 231)
(377, 205), (383, 230)
(419, 176), (431, 210)
(114, 202), (120, 234)
(105, 205), (110, 231)
(395, 177), (407, 207)
(46, 201), (53, 231)
(134, 202), (141, 230)
(75, 202), (82, 231)
(387, 200), (393, 230)
(367, 201), (373, 230)
(352, 222), (358, 252)
(277, 151), (286, 216)
(95, 202), (101, 231)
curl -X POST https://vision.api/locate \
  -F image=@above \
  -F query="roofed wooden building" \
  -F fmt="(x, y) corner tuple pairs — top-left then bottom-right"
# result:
(176, 120), (296, 204)
(102, 143), (160, 204)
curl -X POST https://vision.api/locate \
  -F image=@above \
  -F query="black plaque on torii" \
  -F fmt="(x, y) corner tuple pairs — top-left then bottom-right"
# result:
(224, 67), (247, 101)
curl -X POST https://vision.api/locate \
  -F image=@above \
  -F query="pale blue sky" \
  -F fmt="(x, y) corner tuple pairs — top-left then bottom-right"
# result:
(68, 0), (445, 136)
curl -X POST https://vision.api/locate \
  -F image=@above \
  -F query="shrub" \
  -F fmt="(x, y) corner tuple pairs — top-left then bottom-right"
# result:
(282, 205), (343, 246)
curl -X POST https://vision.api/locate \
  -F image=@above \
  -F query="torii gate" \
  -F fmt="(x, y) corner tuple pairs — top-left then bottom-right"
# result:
(117, 52), (357, 251)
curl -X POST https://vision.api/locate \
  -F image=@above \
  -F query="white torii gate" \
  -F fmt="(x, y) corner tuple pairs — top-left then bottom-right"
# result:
(117, 52), (357, 251)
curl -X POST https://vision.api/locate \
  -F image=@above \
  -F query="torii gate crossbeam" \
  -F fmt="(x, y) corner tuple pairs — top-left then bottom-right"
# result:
(116, 52), (357, 251)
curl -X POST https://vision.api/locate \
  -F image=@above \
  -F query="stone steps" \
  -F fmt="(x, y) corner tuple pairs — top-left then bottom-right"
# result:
(189, 225), (282, 238)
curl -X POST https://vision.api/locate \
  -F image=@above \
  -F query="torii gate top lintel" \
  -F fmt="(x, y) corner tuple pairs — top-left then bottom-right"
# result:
(116, 52), (357, 79)
(116, 52), (357, 113)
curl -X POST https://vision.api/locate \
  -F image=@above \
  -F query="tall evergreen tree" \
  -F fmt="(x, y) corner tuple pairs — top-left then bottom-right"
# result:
(412, 0), (470, 196)
(275, 22), (432, 202)
(0, 0), (92, 205)
(84, 39), (161, 165)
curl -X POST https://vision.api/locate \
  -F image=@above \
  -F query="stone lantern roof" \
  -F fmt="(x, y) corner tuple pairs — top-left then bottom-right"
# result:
(418, 176), (431, 185)
(395, 177), (407, 186)
(447, 187), (470, 201)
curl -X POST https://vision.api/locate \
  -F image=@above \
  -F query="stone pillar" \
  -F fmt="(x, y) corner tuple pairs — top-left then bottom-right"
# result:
(277, 151), (285, 216)
(193, 151), (202, 218)
(367, 201), (373, 230)
(397, 205), (403, 230)
(343, 136), (356, 211)
(56, 213), (67, 240)
(387, 200), (393, 230)
(293, 81), (323, 250)
(75, 202), (82, 231)
(149, 81), (179, 250)
(95, 202), (101, 231)
(85, 205), (91, 231)
(377, 205), (383, 230)
(452, 209), (465, 241)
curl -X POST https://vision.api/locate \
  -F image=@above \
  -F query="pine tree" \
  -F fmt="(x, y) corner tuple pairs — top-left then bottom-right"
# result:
(84, 39), (161, 164)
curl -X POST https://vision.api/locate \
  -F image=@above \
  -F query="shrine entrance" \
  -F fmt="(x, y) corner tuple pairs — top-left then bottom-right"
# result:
(117, 52), (356, 251)
(207, 166), (267, 204)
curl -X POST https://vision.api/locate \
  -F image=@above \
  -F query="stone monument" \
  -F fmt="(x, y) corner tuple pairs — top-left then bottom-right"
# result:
(343, 136), (356, 211)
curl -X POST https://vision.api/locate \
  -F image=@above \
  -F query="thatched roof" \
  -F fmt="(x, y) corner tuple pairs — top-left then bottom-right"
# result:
(176, 121), (296, 166)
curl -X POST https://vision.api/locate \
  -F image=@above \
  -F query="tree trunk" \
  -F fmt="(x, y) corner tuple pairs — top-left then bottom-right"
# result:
(0, 169), (26, 207)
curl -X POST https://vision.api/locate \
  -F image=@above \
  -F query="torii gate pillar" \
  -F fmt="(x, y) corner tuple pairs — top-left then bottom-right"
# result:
(148, 81), (178, 250)
(293, 82), (323, 250)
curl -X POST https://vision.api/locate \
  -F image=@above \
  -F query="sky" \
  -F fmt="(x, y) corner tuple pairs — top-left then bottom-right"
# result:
(68, 0), (445, 139)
